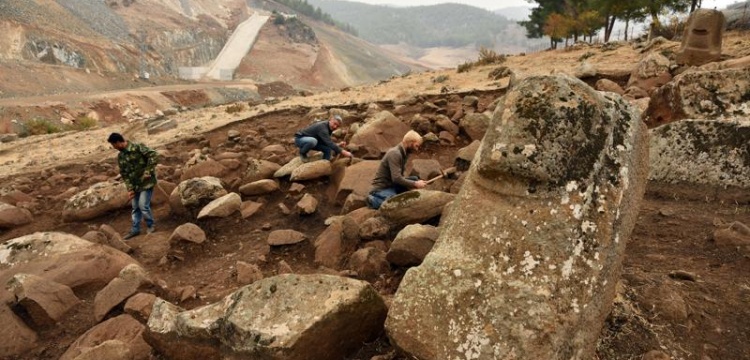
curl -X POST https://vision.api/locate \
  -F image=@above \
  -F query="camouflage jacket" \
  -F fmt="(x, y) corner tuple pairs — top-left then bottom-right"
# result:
(118, 142), (159, 192)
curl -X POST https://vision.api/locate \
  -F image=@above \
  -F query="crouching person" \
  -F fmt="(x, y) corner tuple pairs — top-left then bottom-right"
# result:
(367, 130), (426, 209)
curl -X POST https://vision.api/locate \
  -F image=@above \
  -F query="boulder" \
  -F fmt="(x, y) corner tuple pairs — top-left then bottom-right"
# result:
(644, 68), (750, 127)
(386, 224), (439, 267)
(244, 158), (281, 183)
(330, 160), (379, 205)
(379, 190), (455, 226)
(274, 153), (323, 178)
(348, 247), (390, 281)
(69, 340), (132, 360)
(124, 293), (157, 323)
(385, 74), (649, 359)
(267, 229), (306, 246)
(350, 111), (410, 154)
(8, 273), (80, 327)
(169, 223), (206, 244)
(626, 52), (672, 93)
(236, 261), (264, 285)
(60, 315), (151, 360)
(0, 202), (33, 228)
(649, 119), (750, 190)
(459, 113), (490, 141)
(240, 201), (264, 219)
(180, 159), (228, 182)
(409, 159), (442, 181)
(94, 264), (152, 322)
(295, 194), (318, 215)
(197, 192), (241, 219)
(595, 78), (625, 95)
(145, 275), (387, 360)
(314, 216), (360, 269)
(62, 181), (129, 222)
(239, 179), (279, 196)
(290, 160), (332, 181)
(170, 177), (227, 215)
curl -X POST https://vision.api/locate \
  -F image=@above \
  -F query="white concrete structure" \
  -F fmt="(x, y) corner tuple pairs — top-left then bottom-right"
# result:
(205, 13), (269, 81)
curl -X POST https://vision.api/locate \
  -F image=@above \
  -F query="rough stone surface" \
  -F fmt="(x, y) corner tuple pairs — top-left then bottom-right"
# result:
(267, 229), (307, 246)
(70, 340), (133, 360)
(169, 223), (206, 244)
(385, 74), (649, 360)
(0, 202), (33, 228)
(350, 110), (411, 154)
(386, 224), (439, 267)
(644, 68), (750, 127)
(239, 179), (279, 196)
(94, 264), (151, 322)
(274, 153), (323, 178)
(62, 181), (129, 221)
(180, 159), (228, 182)
(170, 177), (227, 215)
(295, 193), (318, 215)
(145, 274), (387, 360)
(124, 293), (157, 323)
(197, 192), (241, 219)
(595, 78), (625, 95)
(314, 216), (360, 269)
(331, 160), (379, 205)
(236, 261), (264, 285)
(649, 119), (750, 189)
(8, 273), (81, 327)
(290, 160), (332, 181)
(240, 200), (264, 219)
(676, 9), (726, 66)
(626, 52), (672, 93)
(60, 314), (151, 360)
(379, 190), (455, 226)
(244, 158), (281, 183)
(348, 247), (390, 281)
(459, 112), (490, 141)
(409, 159), (442, 181)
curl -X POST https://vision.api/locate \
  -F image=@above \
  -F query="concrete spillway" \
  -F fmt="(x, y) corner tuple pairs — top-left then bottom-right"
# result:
(204, 13), (269, 80)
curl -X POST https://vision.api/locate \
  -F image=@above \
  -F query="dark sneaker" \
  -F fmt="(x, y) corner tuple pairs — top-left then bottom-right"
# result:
(123, 231), (140, 240)
(147, 225), (155, 234)
(300, 155), (311, 163)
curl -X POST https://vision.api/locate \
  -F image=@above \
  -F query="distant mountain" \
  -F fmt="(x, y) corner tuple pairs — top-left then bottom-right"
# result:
(494, 6), (533, 21)
(306, 0), (513, 48)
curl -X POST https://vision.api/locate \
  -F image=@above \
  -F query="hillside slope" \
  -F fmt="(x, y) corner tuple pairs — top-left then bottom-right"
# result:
(0, 0), (420, 99)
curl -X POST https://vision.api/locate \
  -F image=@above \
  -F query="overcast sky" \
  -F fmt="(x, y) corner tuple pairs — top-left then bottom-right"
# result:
(347, 0), (743, 12)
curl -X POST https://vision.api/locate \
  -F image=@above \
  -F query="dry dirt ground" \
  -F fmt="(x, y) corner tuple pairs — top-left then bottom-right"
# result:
(1, 33), (749, 360)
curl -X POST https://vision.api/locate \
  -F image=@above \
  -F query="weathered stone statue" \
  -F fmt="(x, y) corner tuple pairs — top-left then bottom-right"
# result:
(385, 74), (649, 359)
(676, 9), (726, 66)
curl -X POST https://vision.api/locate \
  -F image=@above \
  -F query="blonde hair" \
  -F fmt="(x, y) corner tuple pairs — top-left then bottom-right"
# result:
(402, 130), (423, 146)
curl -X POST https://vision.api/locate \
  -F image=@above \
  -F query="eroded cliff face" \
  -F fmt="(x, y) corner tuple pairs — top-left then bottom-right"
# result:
(0, 0), (249, 98)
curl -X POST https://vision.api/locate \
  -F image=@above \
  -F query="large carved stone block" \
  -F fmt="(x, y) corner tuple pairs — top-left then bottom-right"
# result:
(386, 74), (649, 359)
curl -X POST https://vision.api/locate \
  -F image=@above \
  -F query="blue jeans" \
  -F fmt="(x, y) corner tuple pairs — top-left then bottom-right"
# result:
(295, 136), (333, 160)
(131, 188), (154, 234)
(367, 176), (418, 209)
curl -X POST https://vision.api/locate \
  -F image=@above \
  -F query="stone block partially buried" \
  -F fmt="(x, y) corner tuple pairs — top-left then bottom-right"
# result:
(145, 274), (387, 360)
(385, 74), (649, 359)
(676, 9), (726, 66)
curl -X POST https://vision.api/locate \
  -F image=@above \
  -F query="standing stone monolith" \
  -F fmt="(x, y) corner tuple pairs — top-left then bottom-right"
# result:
(676, 9), (726, 66)
(385, 74), (649, 359)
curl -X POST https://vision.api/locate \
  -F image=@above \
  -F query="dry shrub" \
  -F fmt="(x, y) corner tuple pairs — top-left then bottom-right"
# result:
(68, 116), (98, 131)
(457, 47), (506, 73)
(225, 103), (245, 114)
(24, 118), (61, 136)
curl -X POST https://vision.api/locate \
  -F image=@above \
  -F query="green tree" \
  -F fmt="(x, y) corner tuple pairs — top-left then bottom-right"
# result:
(643, 0), (691, 39)
(520, 0), (566, 48)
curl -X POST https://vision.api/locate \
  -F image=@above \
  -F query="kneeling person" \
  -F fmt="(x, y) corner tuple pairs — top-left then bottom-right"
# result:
(367, 130), (426, 209)
(294, 114), (352, 161)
